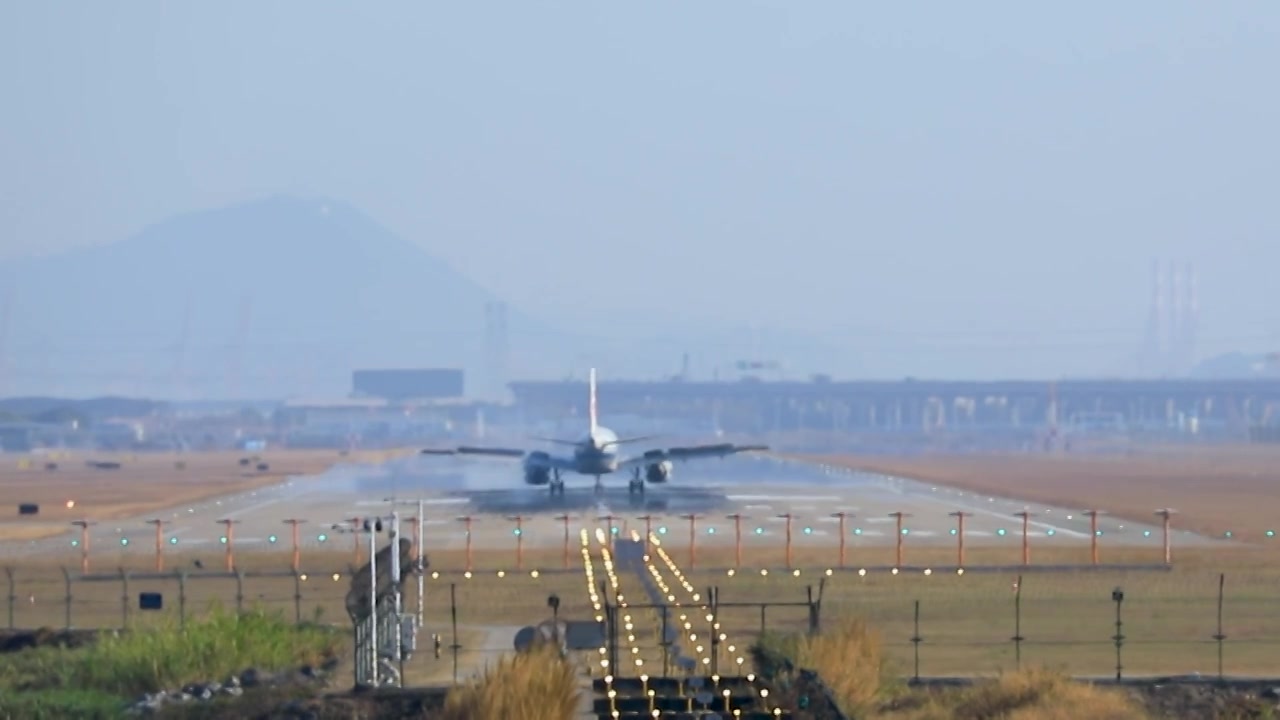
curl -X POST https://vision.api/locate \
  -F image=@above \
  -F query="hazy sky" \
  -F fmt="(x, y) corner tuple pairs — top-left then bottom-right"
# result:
(2, 3), (1277, 379)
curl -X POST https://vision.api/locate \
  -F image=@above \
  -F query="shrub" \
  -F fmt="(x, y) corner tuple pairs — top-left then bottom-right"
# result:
(756, 616), (890, 716)
(439, 643), (581, 720)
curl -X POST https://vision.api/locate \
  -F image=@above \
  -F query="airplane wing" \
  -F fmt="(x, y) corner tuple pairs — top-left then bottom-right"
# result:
(419, 446), (525, 458)
(419, 446), (578, 470)
(618, 443), (769, 469)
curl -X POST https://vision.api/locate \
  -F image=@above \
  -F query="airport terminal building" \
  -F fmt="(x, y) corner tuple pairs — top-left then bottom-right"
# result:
(507, 377), (1280, 440)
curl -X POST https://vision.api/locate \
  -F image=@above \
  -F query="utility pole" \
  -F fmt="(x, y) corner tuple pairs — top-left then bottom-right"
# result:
(725, 513), (747, 569)
(506, 515), (527, 570)
(1084, 509), (1103, 565)
(71, 519), (94, 574)
(1014, 511), (1035, 566)
(217, 519), (240, 572)
(554, 514), (573, 569)
(889, 512), (911, 569)
(948, 511), (971, 567)
(282, 518), (306, 573)
(456, 516), (475, 572)
(1154, 508), (1176, 565)
(636, 514), (657, 554)
(147, 519), (166, 572)
(776, 513), (795, 569)
(829, 512), (854, 568)
(680, 514), (702, 569)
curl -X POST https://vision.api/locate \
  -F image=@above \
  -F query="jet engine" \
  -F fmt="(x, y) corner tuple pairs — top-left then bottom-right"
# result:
(645, 460), (673, 483)
(523, 452), (551, 485)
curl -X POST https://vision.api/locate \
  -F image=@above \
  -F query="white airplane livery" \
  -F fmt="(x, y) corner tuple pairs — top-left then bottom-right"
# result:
(421, 368), (768, 495)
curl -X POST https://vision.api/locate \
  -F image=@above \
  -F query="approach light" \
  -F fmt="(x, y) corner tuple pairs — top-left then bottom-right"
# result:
(1046, 529), (1055, 536)
(707, 528), (715, 534)
(513, 529), (522, 536)
(754, 527), (764, 535)
(854, 528), (862, 535)
(169, 537), (178, 544)
(71, 540), (79, 547)
(268, 534), (278, 543)
(611, 527), (619, 535)
(803, 527), (812, 535)
(658, 526), (667, 535)
(997, 529), (1006, 536)
(1096, 530), (1103, 536)
(120, 538), (129, 546)
(949, 528), (957, 535)
(901, 528), (909, 535)
(318, 534), (328, 542)
(219, 536), (227, 544)
(1224, 531), (1233, 538)
(1143, 530), (1151, 537)
(1267, 531), (1275, 538)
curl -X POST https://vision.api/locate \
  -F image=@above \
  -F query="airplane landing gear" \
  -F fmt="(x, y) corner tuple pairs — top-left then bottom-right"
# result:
(549, 470), (564, 497)
(628, 468), (645, 496)
(593, 475), (604, 495)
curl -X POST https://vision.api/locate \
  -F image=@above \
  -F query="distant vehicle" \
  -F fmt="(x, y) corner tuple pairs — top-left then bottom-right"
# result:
(421, 368), (767, 496)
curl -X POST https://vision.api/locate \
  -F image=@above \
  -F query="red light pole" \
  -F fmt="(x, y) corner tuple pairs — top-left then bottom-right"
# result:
(456, 516), (475, 572)
(1154, 508), (1175, 565)
(829, 512), (854, 568)
(776, 514), (795, 569)
(71, 519), (94, 574)
(554, 514), (572, 569)
(948, 511), (971, 567)
(282, 518), (306, 572)
(636, 514), (656, 554)
(598, 514), (619, 555)
(506, 515), (526, 570)
(216, 519), (240, 572)
(1014, 511), (1034, 566)
(889, 512), (911, 569)
(1084, 509), (1103, 565)
(680, 514), (702, 569)
(725, 513), (747, 569)
(147, 519), (166, 571)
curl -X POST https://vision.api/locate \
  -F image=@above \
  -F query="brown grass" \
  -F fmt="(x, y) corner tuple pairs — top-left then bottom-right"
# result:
(806, 445), (1280, 542)
(884, 669), (1149, 720)
(439, 642), (581, 720)
(0, 449), (410, 538)
(761, 616), (890, 715)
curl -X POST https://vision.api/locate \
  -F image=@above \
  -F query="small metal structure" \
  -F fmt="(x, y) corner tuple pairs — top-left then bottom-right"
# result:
(345, 513), (424, 688)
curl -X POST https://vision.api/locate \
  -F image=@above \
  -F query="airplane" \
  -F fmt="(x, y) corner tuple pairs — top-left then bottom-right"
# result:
(420, 368), (768, 496)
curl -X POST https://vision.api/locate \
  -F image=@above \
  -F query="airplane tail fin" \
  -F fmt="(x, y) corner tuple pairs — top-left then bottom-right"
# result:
(588, 367), (598, 435)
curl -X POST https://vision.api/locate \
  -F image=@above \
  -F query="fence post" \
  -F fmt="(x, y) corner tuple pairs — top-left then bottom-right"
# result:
(1111, 587), (1125, 681)
(120, 568), (130, 630)
(449, 583), (460, 685)
(293, 570), (303, 625)
(5, 567), (14, 630)
(234, 570), (245, 614)
(1012, 574), (1024, 671)
(1214, 573), (1226, 681)
(910, 599), (922, 683)
(62, 567), (72, 630)
(178, 570), (187, 631)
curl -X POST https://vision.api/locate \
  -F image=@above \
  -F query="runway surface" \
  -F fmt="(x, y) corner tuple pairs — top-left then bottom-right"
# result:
(5, 453), (1224, 560)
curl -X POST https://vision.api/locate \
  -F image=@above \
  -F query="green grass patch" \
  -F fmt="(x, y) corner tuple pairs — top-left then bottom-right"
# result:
(0, 604), (341, 701)
(0, 688), (126, 720)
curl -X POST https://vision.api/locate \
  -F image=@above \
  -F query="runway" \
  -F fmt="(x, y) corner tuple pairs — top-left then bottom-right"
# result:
(6, 453), (1223, 560)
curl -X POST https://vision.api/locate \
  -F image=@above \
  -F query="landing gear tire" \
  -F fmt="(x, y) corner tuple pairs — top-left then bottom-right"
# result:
(549, 480), (564, 497)
(628, 479), (645, 496)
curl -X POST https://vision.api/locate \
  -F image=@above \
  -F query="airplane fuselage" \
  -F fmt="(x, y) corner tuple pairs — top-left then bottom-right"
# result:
(571, 426), (621, 475)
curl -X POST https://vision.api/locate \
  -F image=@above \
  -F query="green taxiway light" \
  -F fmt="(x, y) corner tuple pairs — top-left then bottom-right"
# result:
(949, 528), (957, 535)
(71, 540), (79, 547)
(318, 533), (328, 542)
(169, 537), (178, 544)
(1046, 529), (1056, 536)
(1224, 531), (1233, 538)
(512, 529), (522, 536)
(754, 527), (764, 535)
(219, 536), (227, 544)
(853, 528), (862, 535)
(120, 538), (129, 546)
(707, 527), (715, 534)
(1143, 530), (1151, 537)
(901, 528), (909, 535)
(1267, 530), (1276, 538)
(803, 527), (812, 535)
(658, 526), (667, 535)
(268, 534), (278, 543)
(996, 528), (1006, 536)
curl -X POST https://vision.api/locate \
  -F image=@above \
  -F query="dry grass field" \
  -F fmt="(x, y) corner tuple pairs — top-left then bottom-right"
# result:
(0, 449), (409, 542)
(804, 445), (1280, 542)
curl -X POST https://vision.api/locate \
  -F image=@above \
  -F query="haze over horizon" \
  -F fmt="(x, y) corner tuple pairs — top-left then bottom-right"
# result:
(2, 3), (1278, 398)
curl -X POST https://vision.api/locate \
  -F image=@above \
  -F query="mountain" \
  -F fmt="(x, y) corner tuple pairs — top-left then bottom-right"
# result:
(0, 195), (596, 399)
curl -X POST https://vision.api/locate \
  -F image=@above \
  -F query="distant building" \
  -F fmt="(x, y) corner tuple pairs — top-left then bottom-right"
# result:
(351, 369), (465, 401)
